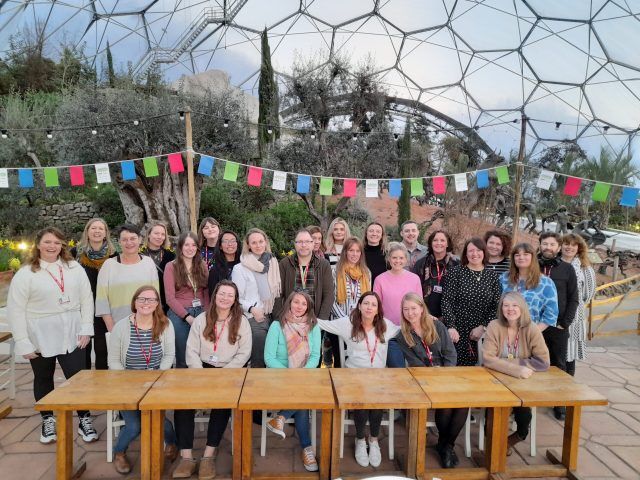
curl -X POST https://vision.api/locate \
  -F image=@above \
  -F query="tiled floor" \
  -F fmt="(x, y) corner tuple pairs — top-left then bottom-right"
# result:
(1, 340), (639, 479)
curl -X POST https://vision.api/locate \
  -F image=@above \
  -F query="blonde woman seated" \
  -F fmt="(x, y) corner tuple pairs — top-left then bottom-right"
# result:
(172, 280), (252, 479)
(483, 292), (550, 455)
(317, 292), (399, 468)
(392, 293), (464, 469)
(264, 291), (321, 472)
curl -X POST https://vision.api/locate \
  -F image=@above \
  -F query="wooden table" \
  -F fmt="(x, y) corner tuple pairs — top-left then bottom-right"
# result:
(489, 367), (608, 480)
(409, 366), (521, 480)
(0, 331), (13, 420)
(139, 368), (247, 480)
(238, 368), (335, 480)
(329, 368), (431, 479)
(35, 369), (161, 480)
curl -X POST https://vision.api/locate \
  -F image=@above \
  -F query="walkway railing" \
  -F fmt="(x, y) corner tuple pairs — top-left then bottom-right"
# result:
(587, 273), (640, 339)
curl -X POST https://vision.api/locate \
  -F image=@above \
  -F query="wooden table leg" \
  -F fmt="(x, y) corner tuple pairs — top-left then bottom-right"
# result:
(151, 410), (165, 479)
(56, 410), (73, 480)
(562, 405), (581, 471)
(0, 405), (11, 420)
(141, 410), (151, 480)
(241, 410), (253, 480)
(232, 409), (242, 480)
(410, 408), (427, 479)
(319, 409), (332, 480)
(485, 407), (509, 474)
(330, 408), (341, 479)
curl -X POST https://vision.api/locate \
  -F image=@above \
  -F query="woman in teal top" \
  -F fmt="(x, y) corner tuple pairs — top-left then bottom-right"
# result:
(264, 290), (321, 472)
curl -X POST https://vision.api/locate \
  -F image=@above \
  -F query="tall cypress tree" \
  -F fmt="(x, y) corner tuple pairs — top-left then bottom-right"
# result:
(258, 28), (280, 163)
(398, 121), (412, 230)
(106, 41), (115, 87)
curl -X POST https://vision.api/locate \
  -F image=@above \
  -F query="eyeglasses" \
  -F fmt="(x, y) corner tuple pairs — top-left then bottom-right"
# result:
(295, 240), (313, 245)
(135, 297), (159, 304)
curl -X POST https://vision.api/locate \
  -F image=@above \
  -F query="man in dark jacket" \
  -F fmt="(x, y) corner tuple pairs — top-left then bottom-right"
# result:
(539, 231), (579, 419)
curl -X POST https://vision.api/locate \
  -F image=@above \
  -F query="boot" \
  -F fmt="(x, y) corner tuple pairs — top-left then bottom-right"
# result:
(113, 452), (132, 474)
(173, 457), (197, 478)
(199, 449), (218, 480)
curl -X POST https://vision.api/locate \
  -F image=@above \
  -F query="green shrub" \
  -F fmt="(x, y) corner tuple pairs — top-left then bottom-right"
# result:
(92, 185), (126, 228)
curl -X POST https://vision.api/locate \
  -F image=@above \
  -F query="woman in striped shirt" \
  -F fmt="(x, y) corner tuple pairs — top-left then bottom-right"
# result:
(108, 285), (176, 474)
(484, 230), (512, 275)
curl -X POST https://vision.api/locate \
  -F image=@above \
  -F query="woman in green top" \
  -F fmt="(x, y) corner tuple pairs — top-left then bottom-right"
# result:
(263, 290), (321, 472)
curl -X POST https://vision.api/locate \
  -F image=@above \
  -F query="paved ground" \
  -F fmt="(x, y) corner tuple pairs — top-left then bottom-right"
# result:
(0, 335), (639, 480)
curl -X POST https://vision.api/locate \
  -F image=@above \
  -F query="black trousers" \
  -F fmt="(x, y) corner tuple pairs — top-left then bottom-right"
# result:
(435, 408), (469, 447)
(566, 360), (576, 376)
(30, 347), (89, 418)
(174, 363), (231, 450)
(513, 407), (532, 440)
(353, 410), (384, 438)
(323, 332), (342, 368)
(85, 317), (108, 370)
(543, 326), (569, 372)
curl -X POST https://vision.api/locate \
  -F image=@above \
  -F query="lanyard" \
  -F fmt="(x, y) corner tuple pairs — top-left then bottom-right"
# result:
(543, 264), (553, 277)
(133, 319), (153, 368)
(507, 331), (520, 359)
(433, 261), (445, 285)
(420, 338), (434, 366)
(299, 264), (309, 289)
(186, 271), (198, 297)
(213, 318), (228, 352)
(46, 265), (65, 294)
(364, 332), (378, 366)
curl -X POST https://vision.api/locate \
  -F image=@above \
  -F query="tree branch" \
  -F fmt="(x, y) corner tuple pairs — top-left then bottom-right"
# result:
(298, 193), (323, 224)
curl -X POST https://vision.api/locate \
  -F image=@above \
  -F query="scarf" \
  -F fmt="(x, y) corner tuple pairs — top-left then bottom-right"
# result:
(282, 313), (311, 368)
(77, 242), (109, 270)
(240, 252), (281, 314)
(336, 264), (370, 305)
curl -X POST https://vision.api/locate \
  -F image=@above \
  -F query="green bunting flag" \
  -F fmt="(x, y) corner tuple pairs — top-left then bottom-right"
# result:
(496, 165), (510, 184)
(319, 177), (333, 196)
(223, 161), (239, 182)
(592, 182), (611, 202)
(410, 178), (424, 196)
(143, 156), (159, 177)
(44, 167), (59, 187)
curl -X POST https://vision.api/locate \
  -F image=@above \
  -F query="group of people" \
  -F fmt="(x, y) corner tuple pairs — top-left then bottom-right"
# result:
(6, 215), (596, 477)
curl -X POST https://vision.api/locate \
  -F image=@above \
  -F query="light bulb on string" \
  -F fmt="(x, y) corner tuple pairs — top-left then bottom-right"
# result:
(310, 131), (316, 139)
(1, 130), (7, 139)
(393, 133), (399, 140)
(267, 127), (273, 135)
(223, 119), (229, 128)
(46, 130), (53, 139)
(178, 111), (185, 121)
(555, 122), (561, 130)
(352, 133), (358, 141)
(133, 120), (140, 126)
(91, 128), (98, 135)
(603, 125), (610, 134)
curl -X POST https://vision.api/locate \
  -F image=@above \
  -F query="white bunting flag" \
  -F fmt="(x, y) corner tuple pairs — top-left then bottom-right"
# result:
(0, 169), (8, 188)
(454, 173), (468, 192)
(272, 170), (287, 191)
(536, 169), (555, 190)
(95, 163), (111, 184)
(366, 179), (379, 198)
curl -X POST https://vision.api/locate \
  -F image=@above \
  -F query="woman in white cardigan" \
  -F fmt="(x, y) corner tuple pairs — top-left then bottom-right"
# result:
(231, 228), (281, 367)
(7, 227), (97, 445)
(108, 285), (176, 474)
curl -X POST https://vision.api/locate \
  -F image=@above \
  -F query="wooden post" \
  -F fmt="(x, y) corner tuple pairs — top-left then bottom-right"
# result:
(512, 113), (527, 242)
(184, 108), (197, 233)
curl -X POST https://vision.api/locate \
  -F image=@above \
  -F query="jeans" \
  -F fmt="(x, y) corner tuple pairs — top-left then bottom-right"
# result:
(114, 410), (177, 453)
(386, 338), (405, 368)
(279, 410), (312, 448)
(248, 316), (270, 368)
(168, 306), (204, 368)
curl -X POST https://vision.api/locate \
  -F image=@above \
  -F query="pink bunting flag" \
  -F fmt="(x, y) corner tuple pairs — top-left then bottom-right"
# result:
(343, 179), (357, 197)
(69, 166), (85, 186)
(247, 166), (263, 186)
(168, 153), (185, 173)
(433, 176), (446, 195)
(563, 176), (582, 196)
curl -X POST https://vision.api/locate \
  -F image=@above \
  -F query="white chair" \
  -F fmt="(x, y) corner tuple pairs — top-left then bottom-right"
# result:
(104, 332), (127, 462)
(338, 340), (394, 460)
(260, 409), (317, 456)
(0, 333), (16, 400)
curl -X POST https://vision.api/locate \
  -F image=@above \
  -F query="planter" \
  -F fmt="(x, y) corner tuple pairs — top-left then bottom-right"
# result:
(0, 270), (14, 307)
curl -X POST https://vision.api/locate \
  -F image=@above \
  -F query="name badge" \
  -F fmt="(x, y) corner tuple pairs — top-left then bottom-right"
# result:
(58, 294), (71, 305)
(432, 285), (443, 293)
(192, 298), (202, 308)
(208, 354), (218, 364)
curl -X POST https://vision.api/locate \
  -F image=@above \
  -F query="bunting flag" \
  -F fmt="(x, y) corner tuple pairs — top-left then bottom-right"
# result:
(296, 175), (310, 194)
(343, 179), (357, 197)
(476, 170), (489, 189)
(223, 161), (239, 182)
(121, 161), (136, 181)
(69, 166), (85, 186)
(143, 156), (159, 177)
(168, 153), (185, 174)
(496, 165), (510, 184)
(0, 169), (7, 188)
(272, 171), (287, 190)
(18, 169), (33, 188)
(591, 182), (611, 202)
(563, 177), (582, 196)
(410, 178), (424, 196)
(95, 163), (111, 183)
(44, 167), (59, 187)
(365, 179), (378, 198)
(536, 169), (555, 190)
(454, 173), (468, 192)
(433, 176), (446, 195)
(247, 166), (263, 186)
(619, 187), (639, 207)
(388, 179), (401, 198)
(319, 177), (333, 196)
(197, 155), (215, 176)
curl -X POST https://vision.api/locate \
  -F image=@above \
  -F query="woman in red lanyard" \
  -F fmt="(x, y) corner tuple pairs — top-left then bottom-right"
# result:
(197, 217), (221, 270)
(164, 232), (210, 368)
(392, 293), (464, 469)
(107, 285), (177, 473)
(173, 280), (252, 479)
(483, 292), (550, 455)
(7, 227), (98, 445)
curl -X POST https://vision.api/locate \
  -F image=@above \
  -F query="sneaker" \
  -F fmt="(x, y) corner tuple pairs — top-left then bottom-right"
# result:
(355, 438), (369, 467)
(113, 452), (132, 474)
(78, 415), (98, 443)
(368, 438), (382, 467)
(266, 415), (286, 439)
(40, 416), (57, 444)
(301, 446), (318, 472)
(172, 458), (197, 478)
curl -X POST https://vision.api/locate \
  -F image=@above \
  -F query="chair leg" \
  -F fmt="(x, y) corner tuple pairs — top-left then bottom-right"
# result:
(388, 409), (394, 460)
(107, 410), (113, 463)
(340, 410), (346, 459)
(311, 410), (317, 450)
(8, 339), (15, 400)
(530, 407), (537, 457)
(260, 410), (267, 457)
(465, 410), (472, 458)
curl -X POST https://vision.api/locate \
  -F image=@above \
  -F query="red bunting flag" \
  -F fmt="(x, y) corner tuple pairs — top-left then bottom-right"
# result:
(563, 176), (582, 196)
(247, 166), (263, 186)
(69, 166), (85, 186)
(343, 179), (357, 197)
(168, 153), (185, 173)
(433, 176), (446, 195)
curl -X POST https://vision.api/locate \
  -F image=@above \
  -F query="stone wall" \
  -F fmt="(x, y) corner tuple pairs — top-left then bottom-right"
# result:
(38, 202), (97, 233)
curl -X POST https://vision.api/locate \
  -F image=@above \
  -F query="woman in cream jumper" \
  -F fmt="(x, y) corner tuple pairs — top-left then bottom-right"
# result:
(483, 292), (550, 455)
